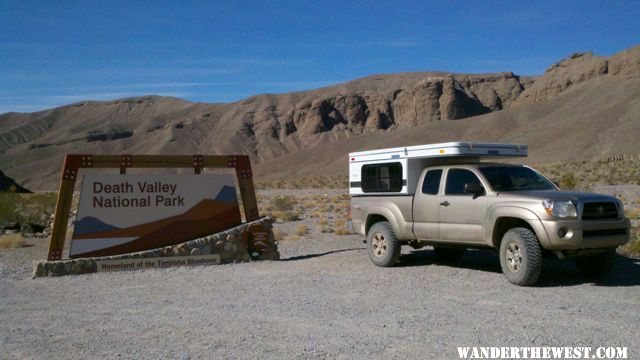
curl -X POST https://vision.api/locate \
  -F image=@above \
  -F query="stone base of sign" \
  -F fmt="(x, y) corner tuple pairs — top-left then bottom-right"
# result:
(33, 217), (279, 278)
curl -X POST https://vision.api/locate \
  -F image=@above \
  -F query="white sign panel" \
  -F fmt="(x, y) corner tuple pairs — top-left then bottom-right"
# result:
(70, 174), (241, 258)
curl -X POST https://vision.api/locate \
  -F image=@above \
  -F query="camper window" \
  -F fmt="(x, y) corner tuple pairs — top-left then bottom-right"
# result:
(361, 162), (403, 192)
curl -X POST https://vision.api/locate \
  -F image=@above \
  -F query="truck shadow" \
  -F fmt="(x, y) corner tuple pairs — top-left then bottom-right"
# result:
(281, 248), (365, 262)
(400, 249), (640, 287)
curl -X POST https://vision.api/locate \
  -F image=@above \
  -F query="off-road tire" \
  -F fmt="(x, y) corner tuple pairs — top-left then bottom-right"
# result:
(499, 227), (542, 286)
(433, 246), (466, 262)
(574, 250), (616, 278)
(367, 222), (401, 267)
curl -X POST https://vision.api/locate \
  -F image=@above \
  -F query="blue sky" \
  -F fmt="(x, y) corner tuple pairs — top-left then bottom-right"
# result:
(1, 0), (639, 114)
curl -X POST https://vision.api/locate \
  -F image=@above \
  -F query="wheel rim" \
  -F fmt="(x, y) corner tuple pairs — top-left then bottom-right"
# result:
(505, 241), (523, 273)
(371, 232), (387, 258)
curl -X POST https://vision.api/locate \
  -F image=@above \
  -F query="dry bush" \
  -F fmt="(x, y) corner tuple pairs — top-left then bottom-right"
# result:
(270, 211), (284, 222)
(625, 208), (640, 219)
(318, 224), (334, 233)
(282, 211), (301, 221)
(294, 224), (309, 236)
(301, 199), (316, 209)
(334, 219), (352, 235)
(623, 239), (640, 255)
(619, 225), (640, 257)
(272, 227), (286, 241)
(317, 217), (329, 226)
(0, 233), (26, 249)
(260, 204), (274, 213)
(272, 195), (296, 212)
(558, 173), (577, 190)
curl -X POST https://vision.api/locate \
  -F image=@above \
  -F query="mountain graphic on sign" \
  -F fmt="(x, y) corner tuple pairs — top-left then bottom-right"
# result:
(215, 185), (237, 203)
(70, 198), (242, 258)
(73, 216), (120, 236)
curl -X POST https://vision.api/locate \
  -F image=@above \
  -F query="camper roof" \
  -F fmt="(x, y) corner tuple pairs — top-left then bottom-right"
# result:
(349, 142), (527, 163)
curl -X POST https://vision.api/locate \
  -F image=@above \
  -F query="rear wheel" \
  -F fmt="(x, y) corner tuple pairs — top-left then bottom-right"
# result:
(433, 246), (466, 262)
(499, 227), (542, 286)
(367, 222), (401, 267)
(575, 250), (616, 278)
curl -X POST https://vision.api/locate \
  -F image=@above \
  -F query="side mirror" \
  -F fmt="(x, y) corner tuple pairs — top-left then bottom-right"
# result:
(464, 183), (485, 197)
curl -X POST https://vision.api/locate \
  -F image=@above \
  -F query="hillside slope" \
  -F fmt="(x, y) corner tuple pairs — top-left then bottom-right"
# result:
(0, 45), (638, 190)
(254, 75), (640, 178)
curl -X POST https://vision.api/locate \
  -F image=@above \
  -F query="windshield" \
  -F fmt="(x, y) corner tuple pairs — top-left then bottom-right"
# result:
(479, 166), (556, 192)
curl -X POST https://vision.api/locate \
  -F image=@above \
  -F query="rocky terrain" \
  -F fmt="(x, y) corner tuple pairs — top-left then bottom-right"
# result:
(0, 45), (639, 190)
(1, 213), (639, 359)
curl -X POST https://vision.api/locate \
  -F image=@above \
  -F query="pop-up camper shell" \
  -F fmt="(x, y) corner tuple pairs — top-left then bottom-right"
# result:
(348, 142), (528, 196)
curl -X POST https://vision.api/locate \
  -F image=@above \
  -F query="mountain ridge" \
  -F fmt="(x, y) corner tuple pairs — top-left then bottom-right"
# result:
(1, 45), (639, 190)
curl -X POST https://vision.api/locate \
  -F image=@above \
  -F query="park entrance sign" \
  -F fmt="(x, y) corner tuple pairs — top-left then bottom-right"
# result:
(70, 174), (241, 258)
(47, 154), (260, 261)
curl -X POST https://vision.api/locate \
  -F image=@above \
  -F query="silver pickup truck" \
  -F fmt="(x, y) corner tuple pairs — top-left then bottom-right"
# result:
(349, 144), (630, 286)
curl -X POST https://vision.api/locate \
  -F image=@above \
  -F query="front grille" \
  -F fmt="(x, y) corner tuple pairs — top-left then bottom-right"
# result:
(583, 228), (627, 237)
(582, 202), (619, 221)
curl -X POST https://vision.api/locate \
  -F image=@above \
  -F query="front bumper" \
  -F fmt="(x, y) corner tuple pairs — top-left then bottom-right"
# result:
(541, 217), (630, 251)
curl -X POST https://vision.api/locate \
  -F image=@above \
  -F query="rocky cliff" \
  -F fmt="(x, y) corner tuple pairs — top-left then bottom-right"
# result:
(0, 45), (638, 190)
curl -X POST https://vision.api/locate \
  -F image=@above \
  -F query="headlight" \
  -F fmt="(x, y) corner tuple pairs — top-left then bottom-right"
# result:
(542, 200), (577, 218)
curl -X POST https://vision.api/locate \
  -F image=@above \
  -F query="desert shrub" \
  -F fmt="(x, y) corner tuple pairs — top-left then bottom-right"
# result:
(558, 173), (577, 190)
(320, 225), (334, 233)
(294, 224), (308, 236)
(272, 195), (297, 212)
(0, 233), (26, 249)
(0, 193), (57, 233)
(625, 208), (640, 219)
(317, 217), (329, 226)
(270, 211), (283, 222)
(282, 211), (301, 221)
(271, 210), (300, 222)
(272, 227), (286, 241)
(619, 224), (640, 257)
(333, 219), (352, 235)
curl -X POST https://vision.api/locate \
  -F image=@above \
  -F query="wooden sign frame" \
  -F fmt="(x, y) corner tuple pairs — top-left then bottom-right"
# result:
(47, 154), (259, 261)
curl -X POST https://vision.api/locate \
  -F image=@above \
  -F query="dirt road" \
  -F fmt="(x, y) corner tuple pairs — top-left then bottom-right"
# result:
(1, 232), (638, 359)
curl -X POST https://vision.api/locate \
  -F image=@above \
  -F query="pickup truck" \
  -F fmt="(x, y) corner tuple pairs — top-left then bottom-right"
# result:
(349, 144), (630, 286)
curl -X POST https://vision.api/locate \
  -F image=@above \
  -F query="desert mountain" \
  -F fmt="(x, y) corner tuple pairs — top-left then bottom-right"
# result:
(1, 45), (638, 190)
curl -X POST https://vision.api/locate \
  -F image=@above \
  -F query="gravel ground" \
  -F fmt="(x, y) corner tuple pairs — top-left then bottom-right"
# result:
(1, 226), (639, 359)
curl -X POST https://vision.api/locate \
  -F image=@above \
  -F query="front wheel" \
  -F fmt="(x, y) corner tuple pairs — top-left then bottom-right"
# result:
(499, 227), (542, 286)
(367, 222), (401, 267)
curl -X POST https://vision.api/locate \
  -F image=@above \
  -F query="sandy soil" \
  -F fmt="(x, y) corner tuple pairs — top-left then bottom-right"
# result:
(1, 220), (639, 359)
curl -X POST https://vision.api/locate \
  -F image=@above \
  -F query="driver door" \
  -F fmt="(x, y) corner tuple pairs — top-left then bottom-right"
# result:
(438, 168), (487, 244)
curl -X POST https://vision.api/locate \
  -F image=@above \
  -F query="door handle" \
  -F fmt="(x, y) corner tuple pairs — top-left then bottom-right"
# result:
(440, 201), (450, 207)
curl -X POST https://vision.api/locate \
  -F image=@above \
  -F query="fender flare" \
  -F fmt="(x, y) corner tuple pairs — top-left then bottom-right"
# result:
(364, 205), (404, 238)
(487, 206), (551, 248)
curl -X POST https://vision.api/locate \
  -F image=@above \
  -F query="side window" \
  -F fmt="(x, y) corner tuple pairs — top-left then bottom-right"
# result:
(445, 169), (482, 195)
(421, 169), (442, 195)
(361, 162), (403, 192)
